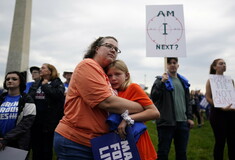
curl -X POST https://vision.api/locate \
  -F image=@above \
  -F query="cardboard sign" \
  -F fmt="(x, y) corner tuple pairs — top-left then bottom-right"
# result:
(209, 75), (235, 108)
(146, 5), (186, 57)
(91, 127), (140, 160)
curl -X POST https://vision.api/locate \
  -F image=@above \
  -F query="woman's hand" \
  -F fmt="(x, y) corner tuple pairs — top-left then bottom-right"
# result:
(42, 79), (49, 85)
(117, 120), (128, 140)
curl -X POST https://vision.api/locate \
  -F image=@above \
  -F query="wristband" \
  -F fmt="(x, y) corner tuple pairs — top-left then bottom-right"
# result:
(121, 110), (134, 125)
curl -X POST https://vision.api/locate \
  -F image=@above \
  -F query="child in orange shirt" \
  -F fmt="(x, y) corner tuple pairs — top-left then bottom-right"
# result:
(106, 60), (160, 160)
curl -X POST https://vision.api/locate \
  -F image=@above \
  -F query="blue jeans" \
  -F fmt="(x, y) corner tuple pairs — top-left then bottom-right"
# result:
(157, 122), (190, 160)
(53, 132), (93, 160)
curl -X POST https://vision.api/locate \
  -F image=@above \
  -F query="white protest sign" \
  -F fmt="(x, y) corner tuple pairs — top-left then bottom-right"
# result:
(0, 146), (28, 160)
(209, 75), (235, 108)
(200, 97), (209, 109)
(146, 5), (186, 57)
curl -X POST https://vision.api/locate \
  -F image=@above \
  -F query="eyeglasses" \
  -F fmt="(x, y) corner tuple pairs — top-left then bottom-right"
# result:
(100, 43), (121, 53)
(6, 77), (18, 81)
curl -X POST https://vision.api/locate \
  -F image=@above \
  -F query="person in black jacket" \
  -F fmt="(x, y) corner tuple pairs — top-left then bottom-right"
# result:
(28, 63), (65, 160)
(150, 57), (194, 160)
(0, 71), (36, 156)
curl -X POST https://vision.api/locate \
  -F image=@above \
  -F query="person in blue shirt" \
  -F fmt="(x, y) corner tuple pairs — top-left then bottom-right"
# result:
(63, 71), (73, 96)
(24, 66), (41, 93)
(0, 71), (36, 154)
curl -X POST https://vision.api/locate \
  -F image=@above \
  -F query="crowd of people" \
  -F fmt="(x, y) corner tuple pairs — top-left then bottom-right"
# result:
(0, 36), (234, 160)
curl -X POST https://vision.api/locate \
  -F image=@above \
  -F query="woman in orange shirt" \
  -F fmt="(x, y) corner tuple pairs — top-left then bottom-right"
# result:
(54, 37), (144, 160)
(106, 60), (160, 160)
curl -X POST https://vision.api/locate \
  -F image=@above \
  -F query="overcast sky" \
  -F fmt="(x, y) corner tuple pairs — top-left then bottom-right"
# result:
(1, 0), (235, 93)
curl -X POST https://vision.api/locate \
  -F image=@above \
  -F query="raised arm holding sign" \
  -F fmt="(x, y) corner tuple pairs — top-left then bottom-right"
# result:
(150, 57), (194, 160)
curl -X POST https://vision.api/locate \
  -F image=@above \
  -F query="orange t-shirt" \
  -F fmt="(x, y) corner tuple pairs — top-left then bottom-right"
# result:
(55, 59), (115, 147)
(118, 83), (157, 160)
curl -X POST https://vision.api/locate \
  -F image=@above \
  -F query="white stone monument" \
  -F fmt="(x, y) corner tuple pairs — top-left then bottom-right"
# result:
(6, 0), (32, 74)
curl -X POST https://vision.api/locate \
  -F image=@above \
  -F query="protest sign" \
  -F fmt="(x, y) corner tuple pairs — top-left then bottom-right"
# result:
(209, 75), (235, 108)
(0, 146), (28, 160)
(91, 126), (140, 160)
(199, 97), (209, 109)
(146, 5), (186, 57)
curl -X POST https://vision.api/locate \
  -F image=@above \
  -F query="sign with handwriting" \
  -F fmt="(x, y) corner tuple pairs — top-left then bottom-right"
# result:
(209, 75), (235, 108)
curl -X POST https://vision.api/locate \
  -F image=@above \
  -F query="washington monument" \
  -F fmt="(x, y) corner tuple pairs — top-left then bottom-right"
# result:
(5, 0), (32, 74)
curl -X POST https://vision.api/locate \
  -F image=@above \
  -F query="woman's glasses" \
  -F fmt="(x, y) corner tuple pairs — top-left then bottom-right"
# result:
(100, 43), (121, 53)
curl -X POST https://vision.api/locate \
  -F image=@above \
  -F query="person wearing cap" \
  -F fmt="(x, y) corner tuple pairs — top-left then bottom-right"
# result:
(63, 71), (73, 96)
(24, 66), (41, 93)
(150, 57), (194, 160)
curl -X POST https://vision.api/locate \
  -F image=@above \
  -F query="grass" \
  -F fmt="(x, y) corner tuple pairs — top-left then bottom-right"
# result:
(29, 118), (228, 160)
(146, 119), (229, 160)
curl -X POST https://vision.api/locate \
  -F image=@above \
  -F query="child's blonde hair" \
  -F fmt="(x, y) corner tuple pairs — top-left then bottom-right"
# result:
(106, 60), (131, 91)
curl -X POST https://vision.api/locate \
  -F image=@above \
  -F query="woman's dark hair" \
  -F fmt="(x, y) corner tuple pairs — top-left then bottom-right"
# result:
(209, 58), (223, 74)
(83, 36), (118, 59)
(3, 71), (26, 94)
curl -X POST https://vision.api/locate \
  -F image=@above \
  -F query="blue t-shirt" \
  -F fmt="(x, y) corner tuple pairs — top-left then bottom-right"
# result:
(0, 94), (20, 136)
(64, 82), (69, 93)
(24, 82), (34, 93)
